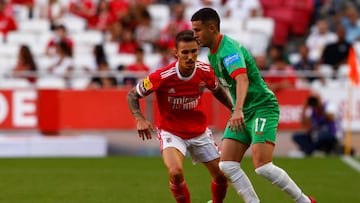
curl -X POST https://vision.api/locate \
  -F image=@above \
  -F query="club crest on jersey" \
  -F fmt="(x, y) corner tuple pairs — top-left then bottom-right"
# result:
(223, 53), (241, 67)
(143, 76), (153, 91)
(166, 137), (172, 143)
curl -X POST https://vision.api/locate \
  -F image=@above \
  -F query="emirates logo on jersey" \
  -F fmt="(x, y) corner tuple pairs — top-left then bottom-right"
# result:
(168, 96), (200, 110)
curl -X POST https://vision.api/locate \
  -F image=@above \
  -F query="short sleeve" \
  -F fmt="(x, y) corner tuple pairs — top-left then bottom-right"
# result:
(222, 50), (247, 79)
(205, 66), (218, 90)
(136, 72), (160, 97)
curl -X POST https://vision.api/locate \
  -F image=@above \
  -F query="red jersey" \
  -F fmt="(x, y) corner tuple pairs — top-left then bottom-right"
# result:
(11, 0), (34, 4)
(118, 41), (139, 54)
(0, 13), (17, 36)
(136, 61), (218, 139)
(108, 0), (128, 17)
(68, 0), (95, 20)
(87, 12), (117, 32)
(47, 37), (74, 49)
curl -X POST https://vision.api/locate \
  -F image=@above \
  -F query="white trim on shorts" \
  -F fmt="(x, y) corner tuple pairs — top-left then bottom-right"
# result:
(157, 128), (220, 164)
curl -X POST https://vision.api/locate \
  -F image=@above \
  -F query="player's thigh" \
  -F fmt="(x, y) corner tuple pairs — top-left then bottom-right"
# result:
(220, 138), (250, 162)
(159, 130), (187, 172)
(250, 109), (279, 168)
(251, 142), (275, 168)
(162, 147), (185, 172)
(220, 114), (253, 162)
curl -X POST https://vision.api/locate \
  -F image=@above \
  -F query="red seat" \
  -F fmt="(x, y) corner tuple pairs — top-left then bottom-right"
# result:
(284, 0), (314, 11)
(289, 10), (313, 36)
(260, 0), (284, 9)
(272, 21), (290, 45)
(263, 8), (293, 24)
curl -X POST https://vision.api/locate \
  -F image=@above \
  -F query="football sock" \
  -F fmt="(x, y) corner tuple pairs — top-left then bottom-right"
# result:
(255, 162), (310, 203)
(219, 161), (260, 203)
(169, 180), (190, 203)
(211, 179), (228, 203)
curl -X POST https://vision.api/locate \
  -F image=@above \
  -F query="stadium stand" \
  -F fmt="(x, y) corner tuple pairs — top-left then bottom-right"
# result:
(18, 18), (50, 34)
(147, 3), (171, 30)
(0, 1), (357, 93)
(0, 78), (32, 89)
(36, 77), (67, 89)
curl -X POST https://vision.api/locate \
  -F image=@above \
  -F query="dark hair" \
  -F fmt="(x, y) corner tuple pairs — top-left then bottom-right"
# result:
(175, 30), (197, 48)
(191, 8), (220, 31)
(140, 9), (151, 20)
(19, 45), (37, 71)
(94, 44), (107, 65)
(97, 58), (109, 66)
(135, 47), (144, 53)
(55, 24), (67, 32)
(307, 96), (319, 107)
(57, 40), (72, 57)
(96, 0), (109, 15)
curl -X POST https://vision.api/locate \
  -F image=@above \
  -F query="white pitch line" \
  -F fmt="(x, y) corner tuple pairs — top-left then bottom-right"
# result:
(341, 155), (360, 173)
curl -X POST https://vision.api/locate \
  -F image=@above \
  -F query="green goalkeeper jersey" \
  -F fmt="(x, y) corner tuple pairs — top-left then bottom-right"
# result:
(208, 35), (278, 113)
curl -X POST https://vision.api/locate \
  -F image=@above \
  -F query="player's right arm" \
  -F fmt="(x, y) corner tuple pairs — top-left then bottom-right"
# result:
(127, 86), (154, 140)
(229, 74), (248, 132)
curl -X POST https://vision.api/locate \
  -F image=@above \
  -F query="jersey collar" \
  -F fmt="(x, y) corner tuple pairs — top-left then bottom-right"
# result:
(175, 61), (196, 81)
(210, 34), (223, 54)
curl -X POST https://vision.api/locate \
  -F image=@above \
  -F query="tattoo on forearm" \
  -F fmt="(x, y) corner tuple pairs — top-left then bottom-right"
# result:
(127, 88), (145, 120)
(212, 87), (233, 111)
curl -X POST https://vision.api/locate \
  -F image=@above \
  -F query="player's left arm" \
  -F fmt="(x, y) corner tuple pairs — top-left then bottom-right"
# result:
(211, 83), (233, 111)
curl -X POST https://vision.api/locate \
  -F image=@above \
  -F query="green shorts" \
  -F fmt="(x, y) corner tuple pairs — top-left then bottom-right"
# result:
(223, 107), (280, 145)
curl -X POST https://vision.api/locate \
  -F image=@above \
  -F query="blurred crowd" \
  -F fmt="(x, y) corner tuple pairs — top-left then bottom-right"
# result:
(1, 0), (360, 90)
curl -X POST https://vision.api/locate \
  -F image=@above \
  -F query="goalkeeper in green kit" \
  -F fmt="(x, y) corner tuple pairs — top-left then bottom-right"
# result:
(191, 8), (316, 203)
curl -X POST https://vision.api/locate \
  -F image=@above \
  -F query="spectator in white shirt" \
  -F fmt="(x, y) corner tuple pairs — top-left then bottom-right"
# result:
(306, 19), (337, 61)
(48, 41), (74, 77)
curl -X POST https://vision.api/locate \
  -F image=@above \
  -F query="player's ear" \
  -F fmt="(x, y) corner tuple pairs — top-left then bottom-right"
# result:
(174, 48), (179, 58)
(209, 23), (216, 33)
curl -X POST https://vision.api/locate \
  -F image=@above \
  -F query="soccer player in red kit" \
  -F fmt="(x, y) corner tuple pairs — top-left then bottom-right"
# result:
(127, 30), (233, 203)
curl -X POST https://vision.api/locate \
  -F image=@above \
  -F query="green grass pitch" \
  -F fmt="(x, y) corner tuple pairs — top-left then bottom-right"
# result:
(0, 156), (358, 203)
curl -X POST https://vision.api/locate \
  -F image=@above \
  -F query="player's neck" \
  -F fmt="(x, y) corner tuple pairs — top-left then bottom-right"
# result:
(179, 68), (193, 77)
(210, 34), (223, 54)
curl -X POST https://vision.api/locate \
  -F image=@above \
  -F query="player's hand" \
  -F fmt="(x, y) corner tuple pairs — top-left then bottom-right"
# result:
(228, 109), (245, 133)
(136, 119), (154, 140)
